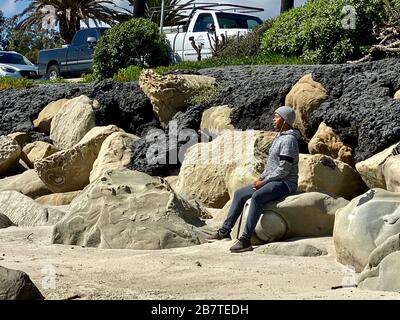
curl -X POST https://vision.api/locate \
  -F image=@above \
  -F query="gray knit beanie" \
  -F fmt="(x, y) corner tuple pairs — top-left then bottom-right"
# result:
(275, 106), (296, 127)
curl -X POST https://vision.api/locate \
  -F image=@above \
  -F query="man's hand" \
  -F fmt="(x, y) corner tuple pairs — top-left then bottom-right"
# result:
(252, 180), (265, 191)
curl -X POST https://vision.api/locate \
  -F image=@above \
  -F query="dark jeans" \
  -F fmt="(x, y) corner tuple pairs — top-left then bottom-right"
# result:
(221, 181), (290, 240)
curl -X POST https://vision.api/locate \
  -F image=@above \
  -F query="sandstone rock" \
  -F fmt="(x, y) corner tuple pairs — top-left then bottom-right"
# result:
(0, 266), (44, 300)
(298, 154), (367, 200)
(0, 212), (15, 229)
(255, 242), (328, 257)
(0, 136), (21, 176)
(358, 240), (400, 292)
(0, 191), (65, 226)
(200, 105), (234, 135)
(21, 141), (59, 168)
(175, 130), (276, 208)
(0, 169), (52, 199)
(90, 132), (139, 183)
(394, 90), (400, 100)
(36, 191), (81, 206)
(355, 143), (398, 189)
(7, 132), (32, 148)
(333, 189), (400, 272)
(308, 122), (354, 166)
(285, 74), (328, 138)
(383, 155), (400, 192)
(52, 169), (209, 249)
(33, 98), (69, 135)
(139, 69), (216, 127)
(35, 125), (122, 193)
(235, 192), (348, 245)
(50, 95), (96, 149)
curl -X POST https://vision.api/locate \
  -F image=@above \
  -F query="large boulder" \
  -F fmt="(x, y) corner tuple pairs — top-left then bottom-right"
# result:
(35, 125), (122, 193)
(90, 132), (139, 183)
(52, 169), (210, 249)
(394, 90), (400, 100)
(21, 141), (59, 169)
(308, 122), (354, 166)
(7, 132), (32, 148)
(0, 136), (21, 176)
(285, 74), (328, 138)
(357, 234), (400, 292)
(333, 188), (400, 272)
(33, 98), (69, 135)
(175, 130), (276, 208)
(50, 95), (96, 149)
(139, 69), (216, 127)
(0, 169), (52, 199)
(234, 192), (348, 245)
(36, 191), (81, 206)
(298, 154), (367, 200)
(0, 266), (44, 300)
(200, 105), (234, 135)
(383, 155), (400, 192)
(355, 143), (398, 190)
(0, 191), (65, 226)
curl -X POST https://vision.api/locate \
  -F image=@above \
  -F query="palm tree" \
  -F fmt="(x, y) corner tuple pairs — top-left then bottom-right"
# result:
(146, 0), (194, 26)
(281, 0), (294, 14)
(12, 0), (130, 44)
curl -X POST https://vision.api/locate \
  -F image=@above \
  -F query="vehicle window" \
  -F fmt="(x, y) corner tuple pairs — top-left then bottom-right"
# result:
(216, 13), (262, 29)
(86, 28), (98, 39)
(71, 30), (87, 46)
(193, 13), (214, 32)
(0, 52), (31, 65)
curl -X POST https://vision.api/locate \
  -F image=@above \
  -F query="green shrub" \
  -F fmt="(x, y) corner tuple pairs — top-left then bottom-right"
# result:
(93, 18), (169, 79)
(0, 77), (34, 90)
(113, 65), (142, 82)
(261, 0), (387, 63)
(218, 19), (275, 59)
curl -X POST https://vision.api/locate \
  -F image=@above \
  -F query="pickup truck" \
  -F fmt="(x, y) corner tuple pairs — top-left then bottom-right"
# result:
(164, 8), (263, 63)
(38, 27), (108, 79)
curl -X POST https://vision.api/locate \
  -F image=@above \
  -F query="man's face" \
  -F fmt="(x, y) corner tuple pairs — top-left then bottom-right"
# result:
(273, 113), (285, 130)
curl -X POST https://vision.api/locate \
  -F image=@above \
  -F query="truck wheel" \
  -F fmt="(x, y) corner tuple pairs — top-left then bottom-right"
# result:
(47, 65), (60, 80)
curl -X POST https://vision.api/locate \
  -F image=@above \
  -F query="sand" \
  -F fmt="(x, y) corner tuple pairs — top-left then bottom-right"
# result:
(0, 225), (399, 300)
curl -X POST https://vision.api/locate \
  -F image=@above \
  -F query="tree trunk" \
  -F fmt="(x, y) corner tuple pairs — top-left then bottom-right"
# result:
(133, 0), (146, 18)
(281, 0), (295, 14)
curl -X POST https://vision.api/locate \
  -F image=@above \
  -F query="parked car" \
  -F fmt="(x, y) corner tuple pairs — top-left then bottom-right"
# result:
(164, 6), (263, 62)
(38, 27), (109, 79)
(0, 51), (39, 79)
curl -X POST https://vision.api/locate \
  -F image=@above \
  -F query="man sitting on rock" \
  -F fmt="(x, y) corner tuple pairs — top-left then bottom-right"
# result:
(207, 106), (300, 253)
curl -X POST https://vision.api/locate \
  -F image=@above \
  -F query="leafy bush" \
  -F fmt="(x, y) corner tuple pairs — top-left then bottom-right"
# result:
(0, 77), (34, 90)
(261, 0), (387, 63)
(113, 65), (142, 82)
(218, 19), (275, 59)
(93, 18), (169, 79)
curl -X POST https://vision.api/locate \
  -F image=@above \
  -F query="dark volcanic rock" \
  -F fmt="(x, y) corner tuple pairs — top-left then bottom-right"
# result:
(89, 80), (161, 136)
(199, 59), (400, 163)
(0, 80), (159, 138)
(129, 105), (208, 176)
(0, 266), (44, 300)
(310, 59), (400, 162)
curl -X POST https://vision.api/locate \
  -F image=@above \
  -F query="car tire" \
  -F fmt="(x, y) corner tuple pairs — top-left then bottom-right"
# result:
(47, 64), (60, 80)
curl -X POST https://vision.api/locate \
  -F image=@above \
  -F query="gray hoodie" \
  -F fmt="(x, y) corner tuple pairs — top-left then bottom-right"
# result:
(259, 129), (300, 193)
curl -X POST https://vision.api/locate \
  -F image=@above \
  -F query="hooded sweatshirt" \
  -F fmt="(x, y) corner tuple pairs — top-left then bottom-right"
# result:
(259, 129), (300, 193)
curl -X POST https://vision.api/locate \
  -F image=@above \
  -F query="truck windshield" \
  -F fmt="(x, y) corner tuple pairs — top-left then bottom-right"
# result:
(216, 13), (262, 29)
(0, 52), (33, 65)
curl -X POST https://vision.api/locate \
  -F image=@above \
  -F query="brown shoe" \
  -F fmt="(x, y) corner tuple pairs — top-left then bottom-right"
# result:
(205, 230), (232, 242)
(230, 237), (253, 253)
